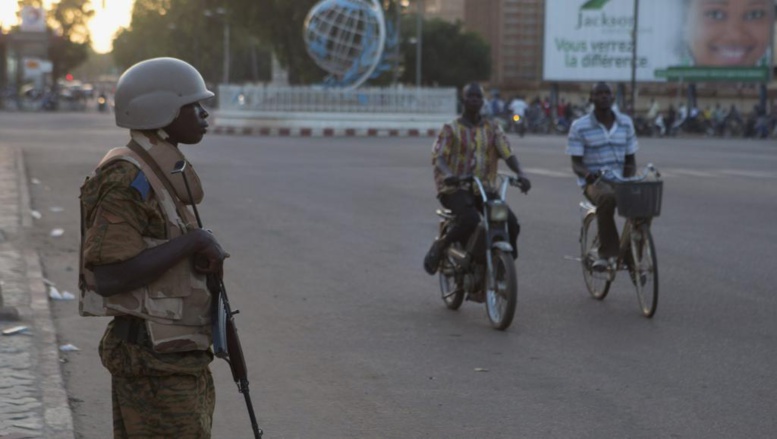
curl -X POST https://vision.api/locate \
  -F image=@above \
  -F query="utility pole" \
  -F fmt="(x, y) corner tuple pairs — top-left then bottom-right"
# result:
(223, 19), (230, 84)
(630, 0), (640, 113)
(206, 7), (230, 84)
(416, 0), (423, 88)
(393, 0), (402, 86)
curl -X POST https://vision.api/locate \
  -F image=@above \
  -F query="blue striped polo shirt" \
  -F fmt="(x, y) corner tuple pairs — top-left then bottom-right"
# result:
(566, 110), (639, 187)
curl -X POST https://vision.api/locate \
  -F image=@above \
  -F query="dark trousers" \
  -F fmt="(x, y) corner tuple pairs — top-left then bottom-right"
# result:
(585, 181), (619, 259)
(439, 189), (520, 259)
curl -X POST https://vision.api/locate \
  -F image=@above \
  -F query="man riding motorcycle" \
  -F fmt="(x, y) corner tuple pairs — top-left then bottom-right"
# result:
(423, 82), (531, 275)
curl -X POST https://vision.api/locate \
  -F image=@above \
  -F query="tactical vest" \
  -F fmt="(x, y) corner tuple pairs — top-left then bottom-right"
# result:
(79, 131), (211, 353)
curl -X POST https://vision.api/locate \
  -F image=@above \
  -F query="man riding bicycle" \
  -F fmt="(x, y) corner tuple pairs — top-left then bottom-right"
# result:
(423, 82), (531, 275)
(567, 82), (638, 271)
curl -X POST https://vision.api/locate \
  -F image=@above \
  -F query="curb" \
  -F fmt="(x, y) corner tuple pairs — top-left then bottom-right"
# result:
(26, 249), (75, 439)
(4, 146), (75, 438)
(211, 126), (439, 137)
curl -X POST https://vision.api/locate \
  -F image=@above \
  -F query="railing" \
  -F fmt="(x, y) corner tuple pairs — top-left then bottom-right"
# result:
(218, 85), (457, 115)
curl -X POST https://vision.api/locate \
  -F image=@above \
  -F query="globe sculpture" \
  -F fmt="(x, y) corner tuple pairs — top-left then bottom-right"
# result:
(304, 0), (387, 90)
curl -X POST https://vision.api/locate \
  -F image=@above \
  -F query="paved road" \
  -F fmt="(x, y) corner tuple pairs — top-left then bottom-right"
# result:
(1, 112), (776, 438)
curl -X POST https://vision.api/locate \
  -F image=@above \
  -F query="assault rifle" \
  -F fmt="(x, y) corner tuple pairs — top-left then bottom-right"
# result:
(172, 160), (263, 439)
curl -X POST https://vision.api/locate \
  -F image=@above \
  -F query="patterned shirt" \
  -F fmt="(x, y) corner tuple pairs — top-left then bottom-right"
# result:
(566, 110), (639, 187)
(81, 160), (167, 267)
(431, 118), (513, 193)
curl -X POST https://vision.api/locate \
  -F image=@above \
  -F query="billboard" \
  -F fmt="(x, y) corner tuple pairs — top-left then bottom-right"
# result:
(23, 58), (53, 80)
(543, 0), (775, 82)
(20, 6), (46, 32)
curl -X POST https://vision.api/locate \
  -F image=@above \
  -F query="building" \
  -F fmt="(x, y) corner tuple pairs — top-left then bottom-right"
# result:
(463, 0), (545, 89)
(423, 0), (465, 23)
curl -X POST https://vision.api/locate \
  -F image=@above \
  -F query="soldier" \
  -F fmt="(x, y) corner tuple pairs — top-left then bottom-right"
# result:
(78, 57), (227, 438)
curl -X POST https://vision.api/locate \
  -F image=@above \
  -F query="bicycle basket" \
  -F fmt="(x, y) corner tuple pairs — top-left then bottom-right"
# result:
(614, 180), (663, 218)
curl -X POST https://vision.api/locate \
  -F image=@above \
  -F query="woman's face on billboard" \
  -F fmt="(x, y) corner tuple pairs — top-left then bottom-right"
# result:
(687, 0), (774, 66)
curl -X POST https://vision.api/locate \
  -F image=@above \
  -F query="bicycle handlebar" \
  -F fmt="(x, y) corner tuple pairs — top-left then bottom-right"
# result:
(595, 163), (661, 184)
(452, 173), (524, 202)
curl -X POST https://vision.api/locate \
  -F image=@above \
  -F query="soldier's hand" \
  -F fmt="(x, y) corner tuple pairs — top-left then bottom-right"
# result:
(192, 229), (230, 276)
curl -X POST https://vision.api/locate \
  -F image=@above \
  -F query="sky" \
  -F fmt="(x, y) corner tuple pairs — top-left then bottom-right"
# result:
(0, 0), (135, 53)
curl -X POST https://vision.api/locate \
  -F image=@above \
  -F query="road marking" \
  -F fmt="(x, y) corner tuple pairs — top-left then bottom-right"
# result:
(664, 168), (716, 178)
(524, 167), (571, 178)
(521, 168), (775, 180)
(719, 170), (776, 179)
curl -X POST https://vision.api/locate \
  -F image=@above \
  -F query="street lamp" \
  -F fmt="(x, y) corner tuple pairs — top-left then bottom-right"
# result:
(630, 0), (640, 112)
(204, 7), (230, 84)
(415, 0), (423, 88)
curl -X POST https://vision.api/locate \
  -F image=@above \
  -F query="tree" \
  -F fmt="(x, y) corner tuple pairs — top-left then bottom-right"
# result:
(112, 0), (271, 85)
(400, 16), (490, 87)
(231, 0), (325, 85)
(231, 0), (489, 87)
(17, 0), (95, 82)
(110, 0), (488, 88)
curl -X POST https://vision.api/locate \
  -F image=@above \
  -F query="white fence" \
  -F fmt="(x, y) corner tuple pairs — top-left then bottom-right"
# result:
(218, 85), (457, 115)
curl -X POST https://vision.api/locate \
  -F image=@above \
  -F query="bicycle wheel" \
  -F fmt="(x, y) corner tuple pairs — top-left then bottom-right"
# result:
(580, 213), (611, 300)
(485, 249), (517, 330)
(629, 224), (658, 318)
(439, 245), (464, 310)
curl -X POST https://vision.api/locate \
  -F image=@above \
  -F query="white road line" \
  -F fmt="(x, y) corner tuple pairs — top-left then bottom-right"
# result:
(665, 168), (716, 178)
(719, 170), (776, 179)
(524, 167), (571, 178)
(522, 168), (775, 180)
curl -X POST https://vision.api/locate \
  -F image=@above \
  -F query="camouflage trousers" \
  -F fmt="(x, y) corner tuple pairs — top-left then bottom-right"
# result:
(99, 318), (216, 439)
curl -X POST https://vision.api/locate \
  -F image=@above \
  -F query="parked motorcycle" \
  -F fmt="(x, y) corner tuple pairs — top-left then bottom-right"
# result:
(634, 115), (655, 137)
(717, 116), (744, 138)
(677, 113), (714, 136)
(553, 105), (584, 135)
(434, 174), (525, 330)
(525, 106), (550, 134)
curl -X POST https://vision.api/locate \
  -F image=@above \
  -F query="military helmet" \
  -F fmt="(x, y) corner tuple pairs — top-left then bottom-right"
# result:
(114, 57), (214, 130)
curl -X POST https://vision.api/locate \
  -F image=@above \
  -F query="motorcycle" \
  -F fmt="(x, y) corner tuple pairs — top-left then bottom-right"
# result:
(507, 113), (526, 137)
(677, 113), (714, 136)
(633, 115), (655, 137)
(97, 94), (108, 113)
(434, 173), (524, 330)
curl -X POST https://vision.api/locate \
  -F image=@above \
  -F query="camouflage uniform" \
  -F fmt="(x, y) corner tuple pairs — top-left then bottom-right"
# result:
(81, 158), (215, 438)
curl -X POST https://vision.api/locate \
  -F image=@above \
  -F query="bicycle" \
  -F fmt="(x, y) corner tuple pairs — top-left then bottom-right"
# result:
(579, 164), (663, 318)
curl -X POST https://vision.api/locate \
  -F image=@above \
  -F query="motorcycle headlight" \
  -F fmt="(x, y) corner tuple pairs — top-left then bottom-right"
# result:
(488, 201), (509, 222)
(513, 114), (521, 122)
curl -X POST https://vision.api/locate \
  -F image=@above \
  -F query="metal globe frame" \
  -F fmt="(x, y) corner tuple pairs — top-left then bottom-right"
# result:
(304, 0), (387, 90)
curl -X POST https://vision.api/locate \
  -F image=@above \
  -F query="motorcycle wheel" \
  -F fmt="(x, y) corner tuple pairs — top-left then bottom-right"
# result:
(485, 249), (517, 330)
(439, 245), (464, 310)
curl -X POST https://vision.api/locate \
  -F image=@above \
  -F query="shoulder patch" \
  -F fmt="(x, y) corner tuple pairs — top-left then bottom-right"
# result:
(130, 170), (151, 201)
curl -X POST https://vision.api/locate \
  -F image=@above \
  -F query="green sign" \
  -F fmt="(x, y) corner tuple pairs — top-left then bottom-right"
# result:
(580, 0), (611, 10)
(654, 67), (770, 82)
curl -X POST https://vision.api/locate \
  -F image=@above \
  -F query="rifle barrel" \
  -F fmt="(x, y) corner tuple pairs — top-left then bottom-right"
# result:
(240, 379), (263, 438)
